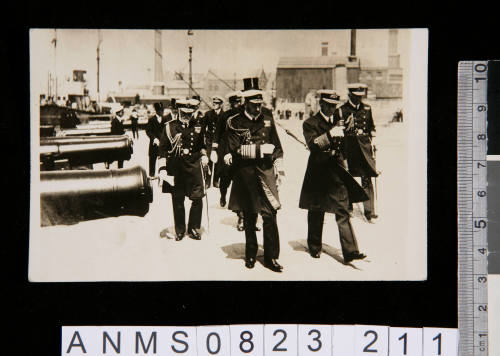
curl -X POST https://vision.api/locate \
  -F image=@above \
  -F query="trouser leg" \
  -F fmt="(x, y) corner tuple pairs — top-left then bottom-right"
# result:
(260, 201), (280, 261)
(362, 176), (374, 216)
(117, 160), (123, 168)
(219, 173), (231, 200)
(188, 198), (203, 230)
(149, 153), (157, 177)
(335, 207), (359, 257)
(243, 212), (258, 259)
(172, 192), (186, 235)
(307, 210), (324, 255)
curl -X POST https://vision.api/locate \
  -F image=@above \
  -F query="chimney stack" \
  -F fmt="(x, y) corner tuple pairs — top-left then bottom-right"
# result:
(388, 29), (400, 68)
(153, 30), (164, 95)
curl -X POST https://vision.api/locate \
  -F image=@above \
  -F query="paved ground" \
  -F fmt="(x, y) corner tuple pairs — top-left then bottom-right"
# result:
(29, 102), (427, 281)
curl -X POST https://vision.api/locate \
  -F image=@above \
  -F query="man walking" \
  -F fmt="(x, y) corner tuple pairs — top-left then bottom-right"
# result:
(146, 102), (167, 177)
(158, 99), (209, 241)
(130, 108), (139, 140)
(223, 85), (285, 272)
(203, 95), (225, 188)
(299, 90), (368, 264)
(110, 105), (126, 168)
(337, 83), (379, 222)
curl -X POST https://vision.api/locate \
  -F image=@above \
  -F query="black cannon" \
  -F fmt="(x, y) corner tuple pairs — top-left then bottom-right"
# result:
(40, 165), (153, 226)
(40, 135), (133, 170)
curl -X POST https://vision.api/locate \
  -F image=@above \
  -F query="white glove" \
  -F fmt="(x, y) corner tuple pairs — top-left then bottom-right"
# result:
(224, 153), (233, 165)
(329, 126), (344, 137)
(159, 170), (167, 181)
(153, 138), (160, 146)
(160, 171), (175, 187)
(260, 143), (275, 155)
(201, 155), (209, 166)
(210, 150), (218, 163)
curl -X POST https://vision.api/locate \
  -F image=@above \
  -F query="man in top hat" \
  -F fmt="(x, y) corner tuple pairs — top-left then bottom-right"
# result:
(223, 82), (285, 272)
(336, 83), (379, 222)
(203, 95), (225, 189)
(146, 102), (168, 177)
(158, 99), (209, 241)
(192, 95), (204, 120)
(299, 90), (368, 263)
(164, 98), (179, 122)
(214, 91), (243, 216)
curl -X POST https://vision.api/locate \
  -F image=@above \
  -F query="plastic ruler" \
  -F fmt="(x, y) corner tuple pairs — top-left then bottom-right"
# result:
(457, 61), (489, 356)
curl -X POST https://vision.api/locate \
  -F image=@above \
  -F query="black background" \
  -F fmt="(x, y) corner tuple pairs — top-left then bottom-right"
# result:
(6, 3), (500, 355)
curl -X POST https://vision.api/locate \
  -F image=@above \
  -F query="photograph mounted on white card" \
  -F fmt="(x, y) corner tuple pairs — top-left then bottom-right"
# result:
(29, 28), (428, 281)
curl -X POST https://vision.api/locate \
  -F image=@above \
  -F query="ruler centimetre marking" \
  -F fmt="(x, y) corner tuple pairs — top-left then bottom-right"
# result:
(458, 61), (489, 356)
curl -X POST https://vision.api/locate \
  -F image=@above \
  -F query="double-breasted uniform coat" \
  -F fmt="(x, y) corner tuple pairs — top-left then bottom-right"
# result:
(336, 100), (378, 217)
(202, 108), (224, 186)
(158, 117), (207, 235)
(224, 110), (283, 261)
(299, 111), (368, 258)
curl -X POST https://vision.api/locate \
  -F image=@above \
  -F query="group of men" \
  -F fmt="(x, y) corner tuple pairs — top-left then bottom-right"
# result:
(143, 78), (379, 274)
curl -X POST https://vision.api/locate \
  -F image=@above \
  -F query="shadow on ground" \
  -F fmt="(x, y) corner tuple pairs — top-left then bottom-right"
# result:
(289, 239), (361, 270)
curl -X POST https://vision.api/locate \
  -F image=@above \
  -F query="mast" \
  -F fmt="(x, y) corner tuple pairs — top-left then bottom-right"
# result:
(97, 30), (102, 102)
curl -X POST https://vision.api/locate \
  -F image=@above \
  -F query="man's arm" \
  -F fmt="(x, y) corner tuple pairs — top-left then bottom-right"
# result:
(145, 117), (155, 140)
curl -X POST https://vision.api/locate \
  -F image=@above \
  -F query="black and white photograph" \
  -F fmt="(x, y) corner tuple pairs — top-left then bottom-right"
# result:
(29, 29), (428, 281)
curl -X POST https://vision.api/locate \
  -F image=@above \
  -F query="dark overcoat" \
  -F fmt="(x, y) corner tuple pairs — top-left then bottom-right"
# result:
(146, 114), (168, 156)
(158, 118), (206, 199)
(336, 101), (378, 177)
(110, 117), (125, 135)
(224, 111), (283, 213)
(299, 112), (368, 213)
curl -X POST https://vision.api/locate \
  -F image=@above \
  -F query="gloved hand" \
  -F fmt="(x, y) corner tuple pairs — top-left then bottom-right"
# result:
(159, 170), (174, 186)
(210, 150), (218, 163)
(329, 126), (344, 137)
(153, 138), (160, 146)
(224, 153), (232, 166)
(260, 143), (275, 155)
(201, 155), (209, 166)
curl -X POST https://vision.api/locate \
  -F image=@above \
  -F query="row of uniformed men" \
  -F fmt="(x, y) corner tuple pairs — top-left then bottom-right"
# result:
(147, 78), (378, 273)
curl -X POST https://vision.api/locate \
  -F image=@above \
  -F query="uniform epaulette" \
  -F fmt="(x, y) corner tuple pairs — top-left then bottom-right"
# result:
(226, 113), (240, 130)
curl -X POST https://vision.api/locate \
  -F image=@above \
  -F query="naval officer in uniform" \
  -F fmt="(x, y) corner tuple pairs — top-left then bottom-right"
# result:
(336, 83), (379, 222)
(158, 98), (209, 241)
(203, 95), (225, 188)
(223, 87), (285, 272)
(299, 90), (368, 263)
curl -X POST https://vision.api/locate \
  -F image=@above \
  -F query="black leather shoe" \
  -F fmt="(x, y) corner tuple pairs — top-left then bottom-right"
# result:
(245, 257), (256, 269)
(344, 252), (367, 264)
(237, 217), (244, 231)
(364, 213), (374, 223)
(220, 196), (226, 207)
(175, 233), (185, 241)
(371, 214), (379, 219)
(264, 259), (283, 272)
(188, 229), (201, 240)
(310, 252), (321, 258)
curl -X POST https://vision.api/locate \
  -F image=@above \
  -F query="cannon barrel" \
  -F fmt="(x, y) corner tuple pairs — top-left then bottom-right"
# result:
(40, 135), (133, 168)
(40, 165), (153, 226)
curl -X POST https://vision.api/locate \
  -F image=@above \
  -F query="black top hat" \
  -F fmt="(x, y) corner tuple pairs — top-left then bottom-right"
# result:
(243, 77), (260, 91)
(170, 98), (177, 107)
(153, 102), (163, 113)
(192, 95), (201, 101)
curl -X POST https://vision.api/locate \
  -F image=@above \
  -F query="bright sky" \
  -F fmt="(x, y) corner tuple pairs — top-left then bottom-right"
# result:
(30, 29), (410, 98)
